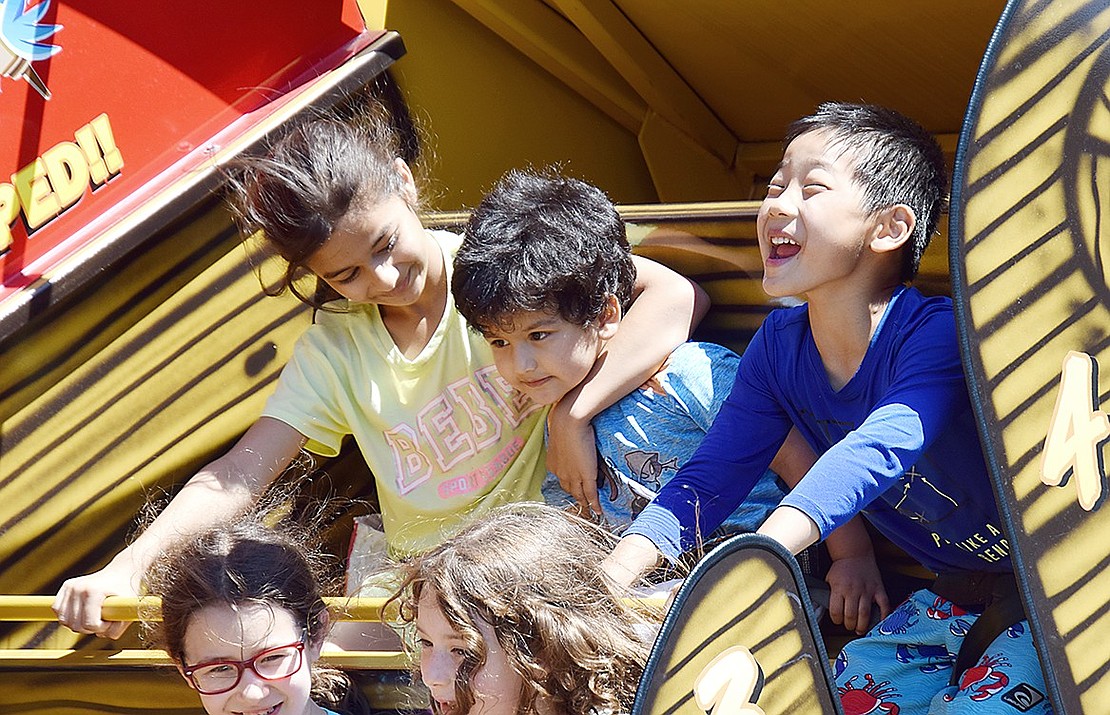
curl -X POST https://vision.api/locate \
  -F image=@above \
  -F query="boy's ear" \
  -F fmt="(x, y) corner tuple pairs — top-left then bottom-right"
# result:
(394, 157), (419, 206)
(597, 294), (622, 340)
(870, 204), (916, 254)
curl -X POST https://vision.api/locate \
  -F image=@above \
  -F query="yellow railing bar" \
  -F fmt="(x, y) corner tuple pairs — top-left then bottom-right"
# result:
(0, 594), (662, 669)
(0, 596), (409, 669)
(421, 201), (962, 228)
(420, 201), (762, 230)
(0, 648), (411, 669)
(0, 595), (663, 622)
(0, 596), (392, 622)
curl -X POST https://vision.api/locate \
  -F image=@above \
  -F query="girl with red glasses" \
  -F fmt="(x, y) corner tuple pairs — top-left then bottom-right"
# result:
(144, 515), (364, 715)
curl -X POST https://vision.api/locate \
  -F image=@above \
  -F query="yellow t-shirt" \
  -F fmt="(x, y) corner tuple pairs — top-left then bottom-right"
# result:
(262, 230), (548, 557)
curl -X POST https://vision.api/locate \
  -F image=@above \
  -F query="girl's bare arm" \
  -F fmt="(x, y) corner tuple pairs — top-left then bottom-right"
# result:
(52, 417), (306, 638)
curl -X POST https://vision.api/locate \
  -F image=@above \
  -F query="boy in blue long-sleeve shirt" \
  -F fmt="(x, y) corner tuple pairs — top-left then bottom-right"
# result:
(605, 103), (1051, 714)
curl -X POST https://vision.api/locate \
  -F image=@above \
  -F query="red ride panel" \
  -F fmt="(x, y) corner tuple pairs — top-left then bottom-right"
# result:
(0, 0), (374, 298)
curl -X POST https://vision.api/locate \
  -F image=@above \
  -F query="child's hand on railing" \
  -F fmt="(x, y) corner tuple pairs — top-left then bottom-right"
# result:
(52, 561), (139, 640)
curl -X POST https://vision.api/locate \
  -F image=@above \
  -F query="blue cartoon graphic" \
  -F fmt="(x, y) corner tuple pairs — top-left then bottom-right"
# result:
(876, 600), (920, 637)
(895, 643), (955, 674)
(624, 449), (678, 488)
(0, 0), (62, 99)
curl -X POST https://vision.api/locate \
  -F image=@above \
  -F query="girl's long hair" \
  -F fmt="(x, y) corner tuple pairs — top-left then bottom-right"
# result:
(392, 503), (660, 715)
(225, 105), (411, 310)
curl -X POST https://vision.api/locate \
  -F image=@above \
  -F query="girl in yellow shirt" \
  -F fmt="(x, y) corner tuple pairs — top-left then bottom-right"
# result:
(53, 108), (705, 640)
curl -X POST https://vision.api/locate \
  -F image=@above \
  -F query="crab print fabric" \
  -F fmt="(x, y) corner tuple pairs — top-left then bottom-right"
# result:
(834, 590), (1053, 714)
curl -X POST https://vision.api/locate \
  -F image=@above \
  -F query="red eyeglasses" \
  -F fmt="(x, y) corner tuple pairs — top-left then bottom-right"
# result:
(182, 639), (306, 695)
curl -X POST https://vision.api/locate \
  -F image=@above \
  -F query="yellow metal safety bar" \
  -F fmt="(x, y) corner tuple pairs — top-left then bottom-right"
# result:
(0, 595), (392, 622)
(0, 596), (408, 670)
(422, 200), (762, 229)
(0, 595), (664, 669)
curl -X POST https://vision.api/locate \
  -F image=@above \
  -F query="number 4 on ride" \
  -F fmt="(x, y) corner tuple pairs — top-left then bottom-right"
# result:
(1041, 350), (1110, 511)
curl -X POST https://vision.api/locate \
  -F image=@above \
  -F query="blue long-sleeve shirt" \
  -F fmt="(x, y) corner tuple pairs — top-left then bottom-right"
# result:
(626, 287), (1012, 575)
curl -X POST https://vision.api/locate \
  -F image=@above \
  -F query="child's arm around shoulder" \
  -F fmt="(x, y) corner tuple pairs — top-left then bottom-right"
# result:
(52, 417), (306, 638)
(547, 255), (709, 513)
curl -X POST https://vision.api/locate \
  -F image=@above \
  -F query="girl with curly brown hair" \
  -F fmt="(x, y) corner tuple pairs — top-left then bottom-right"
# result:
(393, 503), (660, 715)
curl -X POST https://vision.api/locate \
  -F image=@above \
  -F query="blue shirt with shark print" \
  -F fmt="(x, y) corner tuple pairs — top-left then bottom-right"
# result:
(542, 341), (787, 540)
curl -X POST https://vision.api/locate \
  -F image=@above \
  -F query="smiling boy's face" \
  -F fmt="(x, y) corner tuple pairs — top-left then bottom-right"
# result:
(481, 298), (620, 406)
(756, 130), (882, 301)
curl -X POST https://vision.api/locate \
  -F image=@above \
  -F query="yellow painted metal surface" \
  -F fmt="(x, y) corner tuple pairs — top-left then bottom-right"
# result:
(361, 0), (1003, 205)
(953, 1), (1110, 712)
(373, 0), (660, 207)
(633, 536), (836, 715)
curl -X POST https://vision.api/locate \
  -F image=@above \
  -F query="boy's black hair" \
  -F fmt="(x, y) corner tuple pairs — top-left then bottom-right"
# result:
(453, 168), (635, 332)
(786, 102), (949, 282)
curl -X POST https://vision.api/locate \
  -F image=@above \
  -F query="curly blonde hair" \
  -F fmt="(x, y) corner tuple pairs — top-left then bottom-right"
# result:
(392, 503), (660, 715)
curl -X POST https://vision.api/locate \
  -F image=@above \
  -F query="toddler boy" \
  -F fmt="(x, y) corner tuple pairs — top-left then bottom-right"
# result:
(453, 169), (887, 634)
(452, 168), (788, 538)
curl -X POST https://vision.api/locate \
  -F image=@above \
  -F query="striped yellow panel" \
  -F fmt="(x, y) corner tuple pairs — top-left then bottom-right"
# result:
(632, 534), (836, 715)
(952, 0), (1110, 712)
(0, 199), (312, 652)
